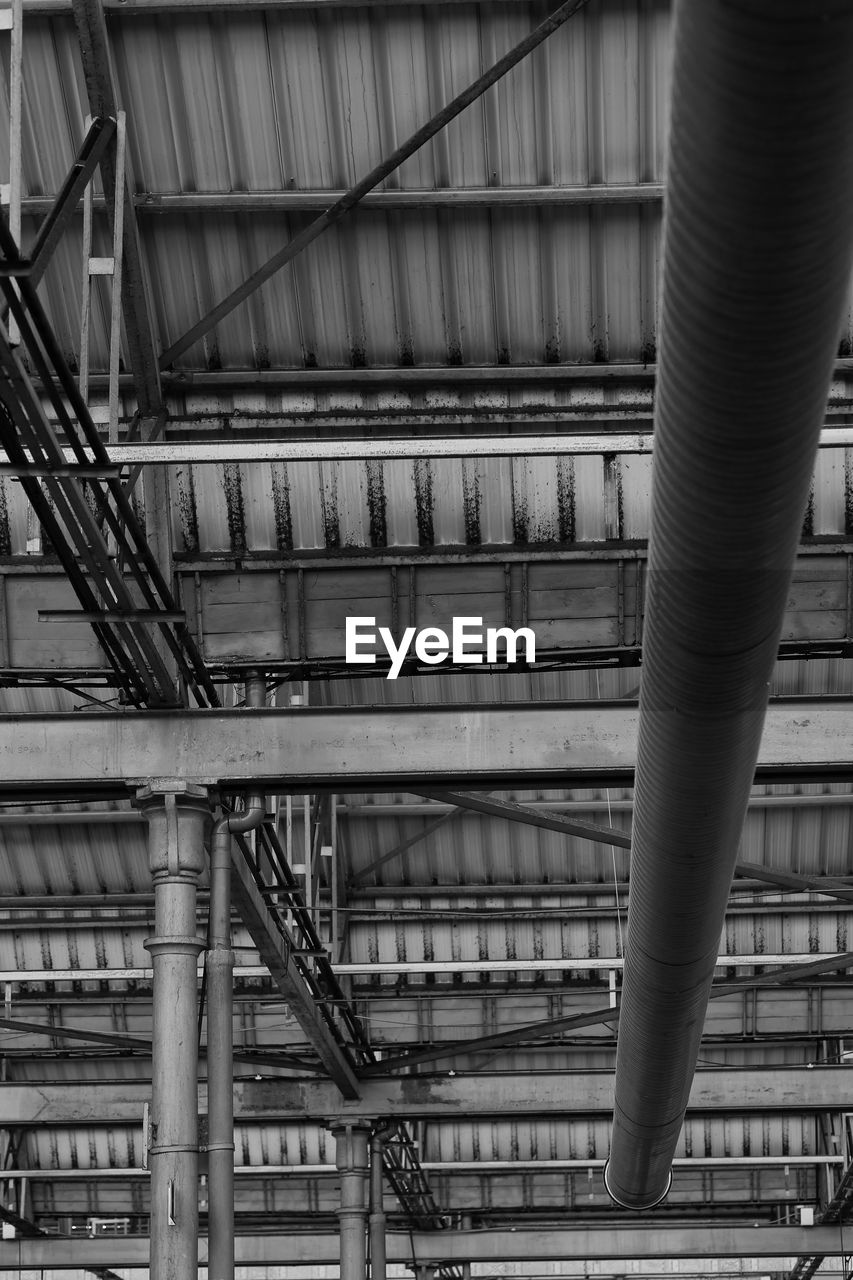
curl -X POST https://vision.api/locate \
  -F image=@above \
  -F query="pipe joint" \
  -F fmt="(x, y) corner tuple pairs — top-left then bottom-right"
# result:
(150, 867), (205, 889)
(337, 1207), (369, 1223)
(603, 1160), (672, 1210)
(144, 935), (205, 958)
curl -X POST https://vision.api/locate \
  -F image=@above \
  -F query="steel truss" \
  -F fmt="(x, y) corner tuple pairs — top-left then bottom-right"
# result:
(234, 821), (455, 1242)
(0, 213), (217, 706)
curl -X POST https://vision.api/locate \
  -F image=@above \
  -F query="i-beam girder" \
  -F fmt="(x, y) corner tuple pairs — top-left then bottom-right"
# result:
(1, 700), (850, 797)
(7, 424), (853, 463)
(2, 1067), (851, 1125)
(0, 1225), (849, 1268)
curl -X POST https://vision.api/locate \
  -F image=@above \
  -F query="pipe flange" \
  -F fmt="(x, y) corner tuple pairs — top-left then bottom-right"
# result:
(603, 1160), (672, 1211)
(144, 934), (206, 958)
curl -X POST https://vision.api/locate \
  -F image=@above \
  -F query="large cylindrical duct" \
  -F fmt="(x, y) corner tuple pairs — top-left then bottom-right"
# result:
(605, 1), (853, 1211)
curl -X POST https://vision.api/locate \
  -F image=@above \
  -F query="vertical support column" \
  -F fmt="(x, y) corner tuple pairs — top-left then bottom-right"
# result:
(369, 1131), (387, 1280)
(207, 672), (265, 1280)
(106, 110), (126, 444)
(79, 109), (126, 441)
(207, 822), (235, 1280)
(332, 1123), (370, 1280)
(461, 1213), (472, 1280)
(138, 784), (210, 1280)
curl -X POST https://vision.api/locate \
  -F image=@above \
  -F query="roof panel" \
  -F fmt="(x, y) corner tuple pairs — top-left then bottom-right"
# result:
(9, 3), (674, 371)
(7, 4), (668, 194)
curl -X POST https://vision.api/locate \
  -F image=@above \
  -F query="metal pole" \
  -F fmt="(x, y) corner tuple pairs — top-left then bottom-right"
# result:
(206, 822), (235, 1280)
(333, 1124), (370, 1280)
(207, 674), (266, 1280)
(369, 1132), (387, 1280)
(461, 1214), (472, 1280)
(138, 784), (210, 1280)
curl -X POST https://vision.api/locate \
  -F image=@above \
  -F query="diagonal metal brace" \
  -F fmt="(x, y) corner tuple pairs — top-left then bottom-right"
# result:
(159, 0), (593, 367)
(29, 115), (117, 288)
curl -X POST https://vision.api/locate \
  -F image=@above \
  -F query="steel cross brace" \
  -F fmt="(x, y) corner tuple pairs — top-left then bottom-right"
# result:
(159, 0), (593, 366)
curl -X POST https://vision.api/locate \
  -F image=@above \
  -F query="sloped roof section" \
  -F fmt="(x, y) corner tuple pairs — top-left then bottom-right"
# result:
(6, 1), (673, 370)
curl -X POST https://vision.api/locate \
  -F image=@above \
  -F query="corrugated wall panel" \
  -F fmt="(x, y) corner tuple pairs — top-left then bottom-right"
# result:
(26, 1126), (143, 1171)
(348, 905), (853, 972)
(6, 433), (849, 562)
(423, 1113), (818, 1163)
(0, 921), (258, 973)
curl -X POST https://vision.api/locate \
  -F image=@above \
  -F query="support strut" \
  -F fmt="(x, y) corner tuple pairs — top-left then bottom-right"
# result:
(138, 784), (210, 1280)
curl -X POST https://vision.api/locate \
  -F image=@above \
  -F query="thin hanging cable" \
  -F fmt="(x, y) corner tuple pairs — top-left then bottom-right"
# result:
(595, 670), (625, 958)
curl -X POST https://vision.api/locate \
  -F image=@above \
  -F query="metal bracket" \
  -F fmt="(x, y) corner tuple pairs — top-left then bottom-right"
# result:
(142, 1101), (150, 1170)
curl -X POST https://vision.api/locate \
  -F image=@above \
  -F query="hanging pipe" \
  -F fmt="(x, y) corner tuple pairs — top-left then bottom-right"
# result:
(604, 0), (853, 1211)
(461, 1213), (472, 1280)
(369, 1130), (389, 1280)
(138, 785), (210, 1280)
(207, 674), (266, 1280)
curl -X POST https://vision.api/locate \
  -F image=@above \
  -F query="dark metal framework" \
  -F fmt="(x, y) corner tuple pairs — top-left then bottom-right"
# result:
(234, 821), (456, 1240)
(2, 0), (853, 1270)
(0, 213), (217, 707)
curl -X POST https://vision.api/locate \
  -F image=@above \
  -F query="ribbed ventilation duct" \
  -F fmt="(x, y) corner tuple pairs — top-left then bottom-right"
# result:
(604, 1), (853, 1211)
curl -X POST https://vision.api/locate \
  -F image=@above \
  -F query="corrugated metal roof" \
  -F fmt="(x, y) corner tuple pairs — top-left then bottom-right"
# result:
(0, 820), (150, 896)
(424, 1112), (820, 1163)
(4, 0), (853, 1253)
(0, 916), (261, 972)
(23, 1121), (332, 1172)
(341, 788), (853, 888)
(4, 1), (677, 372)
(4, 444), (849, 555)
(308, 657), (853, 708)
(345, 900), (853, 978)
(17, 1109), (823, 1176)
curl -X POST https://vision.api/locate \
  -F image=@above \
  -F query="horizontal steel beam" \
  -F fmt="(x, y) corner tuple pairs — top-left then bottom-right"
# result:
(6, 424), (853, 465)
(21, 184), (664, 215)
(1, 789), (848, 824)
(4, 1067), (850, 1125)
(2, 951), (840, 984)
(7, 1154), (842, 1177)
(22, 0), (630, 9)
(7, 547), (853, 679)
(0, 1225), (846, 1267)
(332, 953), (847, 975)
(1, 701), (851, 796)
(72, 358), (853, 392)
